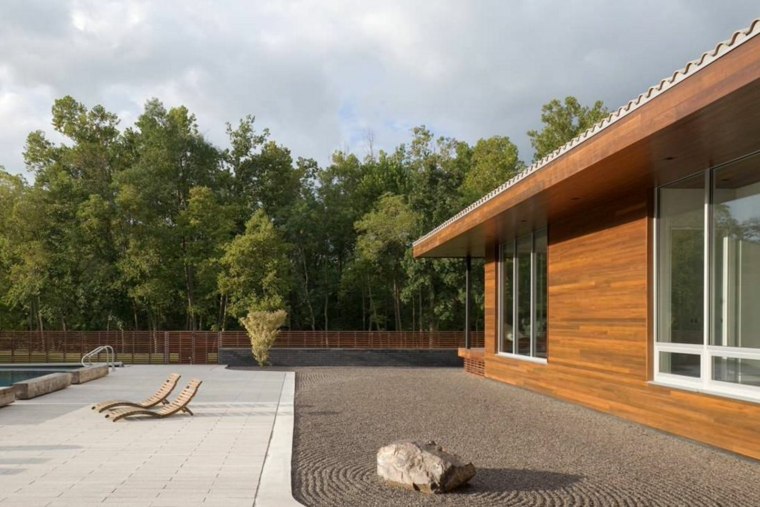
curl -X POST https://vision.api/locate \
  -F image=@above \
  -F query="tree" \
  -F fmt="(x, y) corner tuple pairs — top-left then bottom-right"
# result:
(224, 117), (311, 228)
(178, 186), (235, 330)
(400, 127), (475, 331)
(0, 169), (32, 329)
(240, 309), (287, 366)
(404, 126), (468, 232)
(459, 136), (523, 205)
(281, 189), (323, 330)
(115, 99), (222, 329)
(354, 194), (418, 331)
(218, 210), (291, 323)
(305, 150), (393, 331)
(15, 96), (129, 331)
(527, 96), (609, 161)
(3, 96), (493, 333)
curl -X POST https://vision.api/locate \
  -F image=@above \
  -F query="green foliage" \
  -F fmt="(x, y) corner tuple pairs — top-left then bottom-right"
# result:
(239, 308), (288, 366)
(115, 99), (224, 330)
(353, 194), (418, 330)
(527, 96), (609, 161)
(404, 126), (468, 232)
(179, 186), (236, 329)
(355, 194), (417, 264)
(459, 136), (523, 205)
(219, 210), (291, 318)
(0, 94), (598, 333)
(10, 96), (130, 331)
(0, 169), (34, 329)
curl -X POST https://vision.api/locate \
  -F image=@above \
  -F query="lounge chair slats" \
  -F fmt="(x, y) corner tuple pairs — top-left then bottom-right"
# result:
(106, 379), (202, 422)
(92, 373), (181, 413)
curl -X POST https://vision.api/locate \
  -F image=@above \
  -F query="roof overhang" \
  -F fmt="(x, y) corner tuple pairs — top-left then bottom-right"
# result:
(414, 20), (760, 258)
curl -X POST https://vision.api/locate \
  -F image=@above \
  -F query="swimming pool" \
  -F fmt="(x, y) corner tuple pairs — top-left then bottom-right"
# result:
(0, 365), (82, 387)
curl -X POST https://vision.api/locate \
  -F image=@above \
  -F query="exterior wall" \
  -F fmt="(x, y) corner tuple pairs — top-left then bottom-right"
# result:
(484, 243), (499, 357)
(460, 348), (486, 377)
(482, 190), (760, 460)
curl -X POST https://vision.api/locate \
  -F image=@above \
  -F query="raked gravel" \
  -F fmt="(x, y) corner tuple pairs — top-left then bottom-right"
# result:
(291, 367), (760, 507)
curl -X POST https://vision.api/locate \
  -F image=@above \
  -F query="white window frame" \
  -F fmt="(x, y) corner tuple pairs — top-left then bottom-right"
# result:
(498, 229), (548, 364)
(653, 162), (760, 403)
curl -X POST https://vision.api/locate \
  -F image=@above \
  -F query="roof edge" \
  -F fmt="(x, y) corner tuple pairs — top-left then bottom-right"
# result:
(413, 18), (760, 249)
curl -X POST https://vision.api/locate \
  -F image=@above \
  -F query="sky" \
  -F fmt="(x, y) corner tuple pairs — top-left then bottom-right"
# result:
(0, 1), (758, 178)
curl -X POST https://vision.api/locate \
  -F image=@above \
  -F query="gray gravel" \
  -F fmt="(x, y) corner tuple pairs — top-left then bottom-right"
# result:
(291, 367), (760, 507)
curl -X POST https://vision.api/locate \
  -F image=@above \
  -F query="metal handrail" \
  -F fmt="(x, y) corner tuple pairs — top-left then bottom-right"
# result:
(82, 345), (116, 371)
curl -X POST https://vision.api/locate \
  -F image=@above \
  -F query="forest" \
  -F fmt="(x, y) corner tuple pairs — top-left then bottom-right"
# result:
(0, 96), (607, 332)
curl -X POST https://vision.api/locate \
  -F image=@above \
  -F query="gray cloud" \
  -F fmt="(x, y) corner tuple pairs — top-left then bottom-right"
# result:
(0, 0), (758, 177)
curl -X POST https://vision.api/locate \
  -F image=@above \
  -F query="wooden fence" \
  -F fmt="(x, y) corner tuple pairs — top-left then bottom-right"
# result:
(0, 330), (484, 365)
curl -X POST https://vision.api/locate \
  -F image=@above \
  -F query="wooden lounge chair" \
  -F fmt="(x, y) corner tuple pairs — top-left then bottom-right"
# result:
(105, 379), (202, 422)
(92, 373), (181, 413)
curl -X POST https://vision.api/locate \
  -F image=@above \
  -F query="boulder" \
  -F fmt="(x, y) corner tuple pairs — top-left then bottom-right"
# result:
(377, 440), (476, 494)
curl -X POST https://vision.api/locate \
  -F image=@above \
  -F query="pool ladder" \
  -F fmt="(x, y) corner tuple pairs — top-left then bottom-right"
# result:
(82, 345), (116, 372)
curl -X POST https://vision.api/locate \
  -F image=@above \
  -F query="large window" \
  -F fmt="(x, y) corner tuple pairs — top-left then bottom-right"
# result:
(500, 229), (548, 360)
(656, 154), (760, 398)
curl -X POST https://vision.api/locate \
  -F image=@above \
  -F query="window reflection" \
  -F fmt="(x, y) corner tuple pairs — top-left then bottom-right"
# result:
(713, 357), (760, 386)
(500, 229), (548, 360)
(517, 235), (532, 356)
(711, 164), (760, 349)
(535, 230), (548, 358)
(657, 174), (704, 345)
(502, 241), (514, 354)
(656, 152), (760, 397)
(660, 352), (701, 378)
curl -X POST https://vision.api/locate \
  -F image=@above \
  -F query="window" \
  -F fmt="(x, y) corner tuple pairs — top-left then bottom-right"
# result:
(656, 153), (760, 399)
(500, 229), (548, 361)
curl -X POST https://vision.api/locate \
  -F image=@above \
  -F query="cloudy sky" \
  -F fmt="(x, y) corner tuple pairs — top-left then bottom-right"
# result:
(1, 1), (758, 178)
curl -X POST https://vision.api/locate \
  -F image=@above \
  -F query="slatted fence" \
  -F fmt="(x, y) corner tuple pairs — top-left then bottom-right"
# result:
(0, 330), (484, 365)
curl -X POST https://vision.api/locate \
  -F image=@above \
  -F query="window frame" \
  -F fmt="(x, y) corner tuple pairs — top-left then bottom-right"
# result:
(498, 228), (548, 364)
(653, 158), (760, 402)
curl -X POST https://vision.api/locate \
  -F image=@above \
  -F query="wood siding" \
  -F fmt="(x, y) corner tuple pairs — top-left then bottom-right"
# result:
(460, 349), (486, 377)
(484, 243), (499, 356)
(482, 192), (760, 461)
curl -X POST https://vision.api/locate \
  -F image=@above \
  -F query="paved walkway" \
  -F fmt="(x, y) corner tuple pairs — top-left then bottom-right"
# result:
(0, 365), (298, 507)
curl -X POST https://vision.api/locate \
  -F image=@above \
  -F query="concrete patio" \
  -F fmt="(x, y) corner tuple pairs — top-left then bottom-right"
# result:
(0, 365), (299, 507)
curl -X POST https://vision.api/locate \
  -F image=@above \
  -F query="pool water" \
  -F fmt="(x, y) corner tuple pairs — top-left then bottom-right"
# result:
(0, 366), (80, 387)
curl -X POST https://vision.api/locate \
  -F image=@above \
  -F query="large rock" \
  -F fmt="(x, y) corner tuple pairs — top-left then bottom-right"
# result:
(377, 440), (476, 494)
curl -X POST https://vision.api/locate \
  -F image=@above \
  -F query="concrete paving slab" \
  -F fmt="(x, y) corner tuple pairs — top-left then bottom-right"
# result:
(0, 364), (300, 506)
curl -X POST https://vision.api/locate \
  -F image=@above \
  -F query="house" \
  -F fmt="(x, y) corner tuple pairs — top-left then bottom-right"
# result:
(413, 19), (760, 460)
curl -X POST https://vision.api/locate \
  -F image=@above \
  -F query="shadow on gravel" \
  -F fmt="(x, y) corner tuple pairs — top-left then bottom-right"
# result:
(302, 410), (341, 416)
(473, 468), (583, 492)
(295, 404), (341, 416)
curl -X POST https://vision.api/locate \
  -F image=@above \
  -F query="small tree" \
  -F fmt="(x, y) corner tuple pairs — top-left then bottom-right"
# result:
(218, 210), (291, 322)
(239, 308), (287, 366)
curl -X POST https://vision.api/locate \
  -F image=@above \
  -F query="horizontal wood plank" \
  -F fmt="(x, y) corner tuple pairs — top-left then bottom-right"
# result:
(479, 191), (760, 461)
